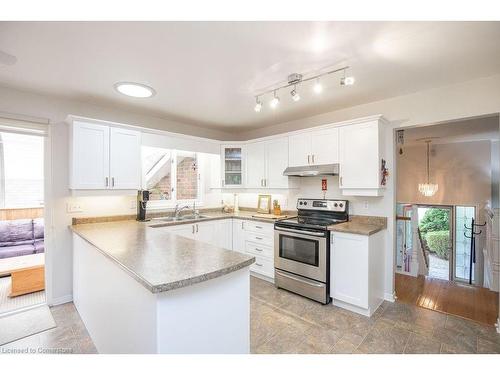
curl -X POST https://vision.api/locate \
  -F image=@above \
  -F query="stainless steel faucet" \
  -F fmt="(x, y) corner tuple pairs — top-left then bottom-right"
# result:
(174, 203), (191, 218)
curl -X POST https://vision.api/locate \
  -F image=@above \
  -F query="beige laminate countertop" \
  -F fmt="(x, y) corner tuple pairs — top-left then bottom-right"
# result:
(71, 220), (255, 294)
(328, 221), (386, 236)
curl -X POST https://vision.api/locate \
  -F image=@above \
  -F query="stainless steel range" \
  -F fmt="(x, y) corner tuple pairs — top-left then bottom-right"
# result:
(274, 198), (348, 304)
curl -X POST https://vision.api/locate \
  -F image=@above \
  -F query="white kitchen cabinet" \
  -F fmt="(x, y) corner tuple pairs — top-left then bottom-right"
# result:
(338, 118), (385, 196)
(109, 127), (142, 189)
(330, 230), (385, 317)
(69, 119), (141, 190)
(265, 137), (290, 189)
(70, 121), (110, 189)
(245, 137), (290, 188)
(288, 127), (339, 167)
(168, 223), (195, 240)
(232, 219), (246, 253)
(216, 219), (233, 250)
(221, 145), (245, 188)
(245, 142), (267, 188)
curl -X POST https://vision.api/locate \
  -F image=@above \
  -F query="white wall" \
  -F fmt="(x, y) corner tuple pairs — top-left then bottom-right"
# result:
(397, 140), (492, 207)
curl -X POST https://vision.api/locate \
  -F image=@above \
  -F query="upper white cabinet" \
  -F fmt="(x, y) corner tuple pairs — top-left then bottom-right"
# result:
(109, 127), (142, 189)
(69, 120), (141, 190)
(288, 127), (339, 167)
(246, 137), (290, 188)
(221, 145), (245, 188)
(339, 118), (385, 196)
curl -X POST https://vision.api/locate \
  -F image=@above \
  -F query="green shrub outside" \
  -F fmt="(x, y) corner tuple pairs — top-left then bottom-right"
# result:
(425, 230), (450, 260)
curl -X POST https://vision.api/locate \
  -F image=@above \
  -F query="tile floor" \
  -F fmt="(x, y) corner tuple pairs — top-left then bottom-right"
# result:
(1, 276), (499, 354)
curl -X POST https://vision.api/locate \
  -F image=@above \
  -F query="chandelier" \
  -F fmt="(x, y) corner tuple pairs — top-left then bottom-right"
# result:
(418, 140), (438, 197)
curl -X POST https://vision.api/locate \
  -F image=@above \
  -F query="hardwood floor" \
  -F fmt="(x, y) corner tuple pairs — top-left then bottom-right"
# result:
(395, 273), (499, 326)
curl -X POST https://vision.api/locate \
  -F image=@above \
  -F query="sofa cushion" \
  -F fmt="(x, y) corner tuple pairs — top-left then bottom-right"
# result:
(34, 218), (44, 240)
(0, 219), (34, 246)
(34, 240), (44, 254)
(0, 244), (36, 259)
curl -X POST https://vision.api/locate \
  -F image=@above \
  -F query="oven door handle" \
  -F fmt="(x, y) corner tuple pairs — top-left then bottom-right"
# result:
(275, 270), (325, 288)
(275, 227), (326, 237)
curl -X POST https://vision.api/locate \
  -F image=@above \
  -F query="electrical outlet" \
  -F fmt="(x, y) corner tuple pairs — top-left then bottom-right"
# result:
(67, 202), (83, 213)
(364, 201), (369, 210)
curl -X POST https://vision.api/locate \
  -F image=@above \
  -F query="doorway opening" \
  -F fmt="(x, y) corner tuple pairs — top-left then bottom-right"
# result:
(394, 114), (500, 326)
(0, 130), (45, 315)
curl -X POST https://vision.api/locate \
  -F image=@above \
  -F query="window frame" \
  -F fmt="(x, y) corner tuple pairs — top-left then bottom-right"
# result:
(142, 148), (203, 210)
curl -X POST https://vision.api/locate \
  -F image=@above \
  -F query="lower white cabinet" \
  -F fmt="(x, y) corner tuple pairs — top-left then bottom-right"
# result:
(232, 219), (274, 279)
(163, 221), (219, 247)
(216, 219), (233, 250)
(330, 230), (385, 317)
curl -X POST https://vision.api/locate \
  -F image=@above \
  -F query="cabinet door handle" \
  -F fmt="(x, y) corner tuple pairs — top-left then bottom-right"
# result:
(111, 177), (115, 187)
(196, 224), (199, 233)
(255, 263), (263, 267)
(241, 221), (244, 229)
(312, 154), (315, 164)
(192, 225), (195, 234)
(255, 226), (263, 229)
(105, 177), (109, 187)
(264, 179), (267, 187)
(255, 248), (263, 252)
(340, 176), (343, 186)
(307, 155), (310, 164)
(222, 179), (224, 187)
(255, 236), (263, 240)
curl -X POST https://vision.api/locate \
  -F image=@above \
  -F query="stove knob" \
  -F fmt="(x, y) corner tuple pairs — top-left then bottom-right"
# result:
(334, 203), (338, 207)
(304, 201), (308, 205)
(339, 203), (343, 208)
(299, 201), (303, 205)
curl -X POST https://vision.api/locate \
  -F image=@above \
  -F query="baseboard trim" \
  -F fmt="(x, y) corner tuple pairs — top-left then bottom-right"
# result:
(48, 294), (73, 306)
(384, 292), (396, 303)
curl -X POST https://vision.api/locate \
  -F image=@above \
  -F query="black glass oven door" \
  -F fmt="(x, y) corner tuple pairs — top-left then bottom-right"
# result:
(279, 234), (319, 266)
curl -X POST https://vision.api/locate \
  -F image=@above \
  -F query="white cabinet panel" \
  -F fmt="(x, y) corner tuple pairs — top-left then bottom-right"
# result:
(232, 219), (246, 253)
(168, 223), (195, 240)
(331, 232), (368, 308)
(71, 121), (110, 189)
(288, 134), (311, 167)
(245, 142), (267, 188)
(266, 137), (289, 188)
(195, 221), (218, 246)
(311, 127), (339, 165)
(339, 120), (384, 196)
(216, 219), (233, 250)
(109, 127), (141, 189)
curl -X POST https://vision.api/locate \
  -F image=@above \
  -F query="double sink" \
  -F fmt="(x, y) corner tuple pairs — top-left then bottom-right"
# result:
(152, 214), (210, 223)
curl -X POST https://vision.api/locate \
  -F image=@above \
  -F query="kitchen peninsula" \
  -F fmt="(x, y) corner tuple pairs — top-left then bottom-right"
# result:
(71, 220), (255, 354)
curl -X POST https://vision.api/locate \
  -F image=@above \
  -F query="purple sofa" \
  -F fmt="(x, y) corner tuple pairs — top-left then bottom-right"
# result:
(0, 218), (44, 259)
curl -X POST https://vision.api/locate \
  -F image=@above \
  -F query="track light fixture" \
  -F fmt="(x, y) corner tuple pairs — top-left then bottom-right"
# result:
(253, 66), (354, 112)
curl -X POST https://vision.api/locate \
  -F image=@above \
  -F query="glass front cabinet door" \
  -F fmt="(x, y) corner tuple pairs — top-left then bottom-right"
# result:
(221, 145), (245, 188)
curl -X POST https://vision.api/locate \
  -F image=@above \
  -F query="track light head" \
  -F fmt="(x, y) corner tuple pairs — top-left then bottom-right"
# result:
(270, 91), (280, 109)
(254, 97), (262, 112)
(313, 78), (323, 94)
(291, 85), (301, 102)
(340, 76), (355, 86)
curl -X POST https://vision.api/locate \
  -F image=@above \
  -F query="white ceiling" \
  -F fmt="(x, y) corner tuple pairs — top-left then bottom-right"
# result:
(403, 115), (499, 146)
(1, 21), (500, 131)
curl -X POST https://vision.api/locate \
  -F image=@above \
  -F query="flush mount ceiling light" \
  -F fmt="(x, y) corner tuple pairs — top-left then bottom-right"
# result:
(253, 66), (353, 112)
(114, 82), (156, 98)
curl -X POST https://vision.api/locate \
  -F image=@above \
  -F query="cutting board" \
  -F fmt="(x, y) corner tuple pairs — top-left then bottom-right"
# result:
(251, 213), (289, 220)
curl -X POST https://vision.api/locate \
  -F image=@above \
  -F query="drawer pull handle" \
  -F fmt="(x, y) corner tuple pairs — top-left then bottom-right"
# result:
(255, 248), (263, 252)
(255, 263), (263, 267)
(255, 226), (263, 229)
(255, 237), (263, 240)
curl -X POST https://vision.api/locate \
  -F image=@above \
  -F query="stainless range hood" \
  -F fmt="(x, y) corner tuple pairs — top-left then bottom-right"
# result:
(283, 164), (339, 177)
